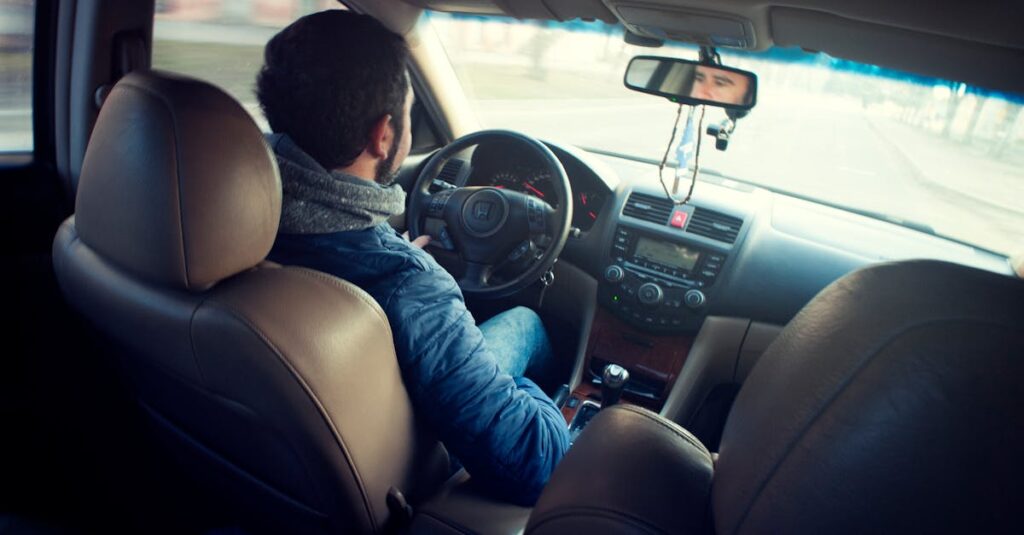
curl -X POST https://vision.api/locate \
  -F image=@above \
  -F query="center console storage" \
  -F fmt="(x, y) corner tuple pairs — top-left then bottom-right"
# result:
(562, 307), (694, 431)
(562, 310), (782, 451)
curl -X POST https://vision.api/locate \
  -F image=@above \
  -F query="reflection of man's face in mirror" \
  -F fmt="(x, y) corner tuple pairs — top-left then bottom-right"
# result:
(691, 66), (750, 105)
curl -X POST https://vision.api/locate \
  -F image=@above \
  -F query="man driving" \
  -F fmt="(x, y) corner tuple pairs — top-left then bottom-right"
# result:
(255, 10), (570, 505)
(691, 64), (751, 105)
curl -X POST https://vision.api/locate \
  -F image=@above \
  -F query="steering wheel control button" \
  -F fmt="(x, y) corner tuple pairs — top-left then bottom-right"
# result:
(438, 227), (455, 250)
(604, 265), (624, 282)
(684, 289), (706, 309)
(638, 283), (664, 306)
(670, 210), (688, 228)
(508, 241), (532, 262)
(462, 189), (509, 238)
(427, 190), (453, 217)
(526, 197), (546, 233)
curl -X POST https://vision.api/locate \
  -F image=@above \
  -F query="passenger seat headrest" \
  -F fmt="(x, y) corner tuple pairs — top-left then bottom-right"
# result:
(75, 70), (281, 291)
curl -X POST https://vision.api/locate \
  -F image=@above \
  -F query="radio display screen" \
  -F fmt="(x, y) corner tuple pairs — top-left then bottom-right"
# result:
(634, 237), (700, 272)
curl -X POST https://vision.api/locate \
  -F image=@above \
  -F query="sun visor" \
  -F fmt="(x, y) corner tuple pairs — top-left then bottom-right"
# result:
(605, 2), (757, 49)
(771, 7), (1024, 94)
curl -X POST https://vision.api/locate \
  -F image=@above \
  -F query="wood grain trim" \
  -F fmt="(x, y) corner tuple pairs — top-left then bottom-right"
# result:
(571, 307), (693, 418)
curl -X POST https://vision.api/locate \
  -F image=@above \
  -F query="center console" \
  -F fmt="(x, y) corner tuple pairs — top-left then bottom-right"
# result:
(600, 225), (727, 332)
(557, 186), (751, 443)
(563, 199), (742, 432)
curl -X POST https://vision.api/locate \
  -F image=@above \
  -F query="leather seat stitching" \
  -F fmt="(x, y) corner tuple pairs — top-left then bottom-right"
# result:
(285, 266), (395, 339)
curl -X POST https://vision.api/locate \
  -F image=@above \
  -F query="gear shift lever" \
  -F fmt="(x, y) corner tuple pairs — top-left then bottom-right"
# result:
(601, 364), (629, 408)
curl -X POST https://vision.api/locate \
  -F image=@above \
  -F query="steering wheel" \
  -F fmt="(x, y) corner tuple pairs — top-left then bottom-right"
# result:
(408, 130), (573, 299)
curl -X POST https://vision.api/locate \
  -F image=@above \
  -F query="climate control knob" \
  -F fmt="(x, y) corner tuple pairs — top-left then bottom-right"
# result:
(604, 265), (624, 283)
(637, 282), (664, 306)
(684, 289), (706, 309)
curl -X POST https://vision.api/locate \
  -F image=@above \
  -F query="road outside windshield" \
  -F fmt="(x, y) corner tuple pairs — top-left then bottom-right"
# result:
(426, 13), (1024, 257)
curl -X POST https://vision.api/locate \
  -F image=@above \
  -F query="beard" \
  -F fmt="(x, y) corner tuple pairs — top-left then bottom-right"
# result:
(374, 114), (405, 186)
(374, 147), (399, 186)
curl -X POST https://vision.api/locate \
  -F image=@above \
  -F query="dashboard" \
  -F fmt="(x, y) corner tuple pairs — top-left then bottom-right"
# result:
(596, 155), (1011, 330)
(426, 138), (1014, 333)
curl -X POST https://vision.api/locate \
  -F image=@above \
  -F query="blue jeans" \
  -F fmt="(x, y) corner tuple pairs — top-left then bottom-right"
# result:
(443, 306), (556, 478)
(478, 306), (554, 379)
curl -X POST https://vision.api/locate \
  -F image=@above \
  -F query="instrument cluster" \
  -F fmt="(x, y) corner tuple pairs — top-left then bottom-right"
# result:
(483, 166), (607, 231)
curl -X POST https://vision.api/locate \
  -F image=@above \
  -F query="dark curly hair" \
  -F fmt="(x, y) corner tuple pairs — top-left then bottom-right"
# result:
(256, 11), (410, 170)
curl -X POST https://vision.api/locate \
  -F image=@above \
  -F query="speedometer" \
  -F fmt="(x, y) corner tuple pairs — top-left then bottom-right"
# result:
(491, 171), (522, 190)
(523, 171), (556, 205)
(488, 169), (558, 208)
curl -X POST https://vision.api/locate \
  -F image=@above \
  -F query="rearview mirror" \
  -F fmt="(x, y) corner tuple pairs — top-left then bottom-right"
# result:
(624, 56), (757, 110)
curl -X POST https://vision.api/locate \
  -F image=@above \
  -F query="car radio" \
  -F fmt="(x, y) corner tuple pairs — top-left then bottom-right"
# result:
(601, 226), (726, 331)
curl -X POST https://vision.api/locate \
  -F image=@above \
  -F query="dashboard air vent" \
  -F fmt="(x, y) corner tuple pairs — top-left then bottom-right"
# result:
(622, 192), (673, 225)
(430, 159), (463, 192)
(687, 207), (743, 243)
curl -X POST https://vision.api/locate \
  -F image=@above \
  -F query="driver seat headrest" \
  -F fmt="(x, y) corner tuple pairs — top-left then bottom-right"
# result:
(75, 70), (281, 291)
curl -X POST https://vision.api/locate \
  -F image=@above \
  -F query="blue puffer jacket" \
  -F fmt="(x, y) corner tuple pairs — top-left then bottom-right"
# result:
(268, 224), (570, 504)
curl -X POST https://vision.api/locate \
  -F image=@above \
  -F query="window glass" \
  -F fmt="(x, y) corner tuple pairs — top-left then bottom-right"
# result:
(153, 0), (344, 130)
(0, 0), (35, 153)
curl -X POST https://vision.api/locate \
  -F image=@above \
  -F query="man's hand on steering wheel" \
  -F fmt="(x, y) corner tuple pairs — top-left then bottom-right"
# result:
(402, 231), (432, 249)
(407, 130), (573, 299)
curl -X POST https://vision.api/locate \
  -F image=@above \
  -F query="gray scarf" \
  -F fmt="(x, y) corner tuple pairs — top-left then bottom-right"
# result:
(269, 134), (406, 234)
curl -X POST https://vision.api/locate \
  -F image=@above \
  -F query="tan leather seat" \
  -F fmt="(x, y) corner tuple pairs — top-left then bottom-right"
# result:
(52, 71), (447, 534)
(527, 260), (1024, 534)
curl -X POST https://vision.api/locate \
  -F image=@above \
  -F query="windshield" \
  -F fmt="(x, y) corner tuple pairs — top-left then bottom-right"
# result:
(427, 13), (1024, 256)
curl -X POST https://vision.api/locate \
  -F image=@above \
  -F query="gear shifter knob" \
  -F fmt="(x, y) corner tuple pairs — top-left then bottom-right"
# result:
(601, 364), (629, 408)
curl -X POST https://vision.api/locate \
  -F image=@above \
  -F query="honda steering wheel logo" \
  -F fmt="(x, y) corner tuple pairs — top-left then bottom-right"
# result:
(473, 201), (494, 221)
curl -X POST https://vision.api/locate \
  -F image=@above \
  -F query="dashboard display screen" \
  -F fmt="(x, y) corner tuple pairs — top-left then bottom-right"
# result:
(634, 237), (700, 271)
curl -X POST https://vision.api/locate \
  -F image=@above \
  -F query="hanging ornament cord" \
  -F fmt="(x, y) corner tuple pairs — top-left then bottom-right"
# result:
(657, 104), (707, 206)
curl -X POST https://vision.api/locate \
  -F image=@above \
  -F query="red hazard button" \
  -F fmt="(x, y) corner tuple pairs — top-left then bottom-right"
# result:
(670, 210), (688, 228)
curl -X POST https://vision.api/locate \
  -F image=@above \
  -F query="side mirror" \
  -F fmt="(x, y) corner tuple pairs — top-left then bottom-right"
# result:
(624, 56), (757, 110)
